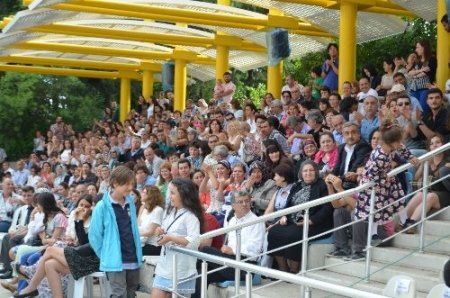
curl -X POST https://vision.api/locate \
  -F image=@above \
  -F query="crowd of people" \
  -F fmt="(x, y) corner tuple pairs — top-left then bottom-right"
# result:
(0, 37), (449, 297)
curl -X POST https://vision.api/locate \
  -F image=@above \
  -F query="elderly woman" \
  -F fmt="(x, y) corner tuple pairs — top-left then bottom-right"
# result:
(267, 160), (333, 273)
(241, 161), (277, 215)
(306, 109), (330, 146)
(314, 132), (338, 177)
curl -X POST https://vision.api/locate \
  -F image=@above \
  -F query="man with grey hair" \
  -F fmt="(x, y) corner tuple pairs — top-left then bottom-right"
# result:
(331, 115), (345, 145)
(306, 109), (329, 146)
(270, 100), (285, 121)
(213, 145), (241, 168)
(332, 121), (371, 190)
(192, 189), (265, 298)
(358, 95), (379, 143)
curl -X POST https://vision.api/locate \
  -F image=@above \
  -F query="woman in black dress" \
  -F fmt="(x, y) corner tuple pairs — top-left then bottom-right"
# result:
(267, 160), (333, 273)
(14, 195), (99, 298)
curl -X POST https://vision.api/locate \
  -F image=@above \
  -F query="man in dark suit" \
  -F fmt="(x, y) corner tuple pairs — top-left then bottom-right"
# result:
(332, 121), (371, 190)
(327, 122), (372, 258)
(119, 136), (144, 163)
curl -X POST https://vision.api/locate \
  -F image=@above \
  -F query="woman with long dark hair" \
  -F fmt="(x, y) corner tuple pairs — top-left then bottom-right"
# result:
(408, 39), (437, 114)
(15, 195), (97, 298)
(152, 178), (204, 298)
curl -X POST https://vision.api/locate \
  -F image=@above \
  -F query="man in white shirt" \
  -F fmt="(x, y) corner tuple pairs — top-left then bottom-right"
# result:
(357, 77), (378, 114)
(193, 189), (265, 297)
(143, 145), (164, 179)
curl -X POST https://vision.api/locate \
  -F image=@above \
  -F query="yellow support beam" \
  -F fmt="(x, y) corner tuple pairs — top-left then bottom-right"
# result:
(0, 55), (147, 71)
(29, 23), (266, 52)
(120, 77), (131, 123)
(11, 41), (216, 64)
(0, 64), (139, 80)
(52, 2), (331, 36)
(362, 7), (416, 17)
(271, 0), (416, 17)
(338, 1), (357, 94)
(291, 30), (335, 37)
(267, 62), (283, 99)
(217, 0), (231, 5)
(142, 70), (154, 99)
(215, 0), (230, 81)
(267, 9), (284, 99)
(436, 0), (449, 90)
(174, 59), (187, 112)
(216, 44), (230, 81)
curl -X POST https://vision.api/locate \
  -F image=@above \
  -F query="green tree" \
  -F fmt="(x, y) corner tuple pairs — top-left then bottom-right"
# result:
(0, 73), (103, 159)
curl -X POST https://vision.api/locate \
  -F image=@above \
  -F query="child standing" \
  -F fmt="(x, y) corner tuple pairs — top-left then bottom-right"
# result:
(89, 166), (142, 298)
(355, 119), (418, 247)
(152, 178), (204, 298)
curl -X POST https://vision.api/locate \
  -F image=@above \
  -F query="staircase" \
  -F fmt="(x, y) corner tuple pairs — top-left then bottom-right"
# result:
(208, 207), (450, 298)
(305, 208), (450, 298)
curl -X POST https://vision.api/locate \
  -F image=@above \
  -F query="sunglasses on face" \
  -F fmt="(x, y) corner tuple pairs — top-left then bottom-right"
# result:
(397, 102), (410, 107)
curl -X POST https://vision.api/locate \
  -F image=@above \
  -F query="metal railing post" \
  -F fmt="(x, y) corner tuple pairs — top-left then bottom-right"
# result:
(365, 187), (376, 282)
(201, 260), (208, 298)
(172, 253), (178, 298)
(419, 160), (429, 253)
(245, 271), (252, 298)
(301, 209), (311, 298)
(235, 228), (242, 296)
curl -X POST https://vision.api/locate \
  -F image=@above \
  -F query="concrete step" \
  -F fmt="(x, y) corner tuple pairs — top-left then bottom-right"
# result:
(423, 220), (450, 237)
(324, 257), (440, 293)
(208, 278), (304, 298)
(305, 270), (428, 298)
(431, 206), (450, 221)
(371, 246), (449, 272)
(391, 233), (450, 255)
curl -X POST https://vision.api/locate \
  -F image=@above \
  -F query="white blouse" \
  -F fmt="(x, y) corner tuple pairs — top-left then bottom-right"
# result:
(154, 208), (200, 280)
(138, 206), (164, 246)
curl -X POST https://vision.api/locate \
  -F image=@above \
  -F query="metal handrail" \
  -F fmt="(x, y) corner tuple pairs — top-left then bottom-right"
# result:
(172, 141), (450, 298)
(387, 141), (450, 177)
(170, 246), (389, 298)
(199, 181), (375, 240)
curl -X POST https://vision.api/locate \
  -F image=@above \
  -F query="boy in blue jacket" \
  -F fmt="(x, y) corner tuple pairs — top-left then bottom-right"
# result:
(89, 166), (142, 298)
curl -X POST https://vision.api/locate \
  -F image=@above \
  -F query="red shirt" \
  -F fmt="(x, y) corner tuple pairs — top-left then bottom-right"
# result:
(203, 212), (224, 249)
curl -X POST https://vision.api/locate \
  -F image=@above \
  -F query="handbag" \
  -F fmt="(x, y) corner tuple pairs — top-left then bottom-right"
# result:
(73, 243), (96, 257)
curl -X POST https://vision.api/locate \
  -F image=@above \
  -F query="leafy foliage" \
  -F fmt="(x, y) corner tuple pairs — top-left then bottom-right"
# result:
(0, 73), (103, 159)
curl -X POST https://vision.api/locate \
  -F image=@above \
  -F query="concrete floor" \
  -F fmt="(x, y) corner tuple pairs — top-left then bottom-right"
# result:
(0, 282), (150, 297)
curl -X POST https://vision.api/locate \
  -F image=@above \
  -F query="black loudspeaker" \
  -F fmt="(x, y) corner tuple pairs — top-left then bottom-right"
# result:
(266, 28), (291, 66)
(162, 61), (174, 92)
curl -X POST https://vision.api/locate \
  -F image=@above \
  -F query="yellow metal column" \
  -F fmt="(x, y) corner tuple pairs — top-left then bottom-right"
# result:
(120, 77), (131, 123)
(174, 59), (187, 111)
(267, 9), (284, 99)
(267, 62), (283, 99)
(217, 0), (231, 5)
(338, 1), (357, 94)
(436, 0), (449, 89)
(142, 70), (154, 99)
(216, 45), (230, 80)
(216, 0), (230, 80)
